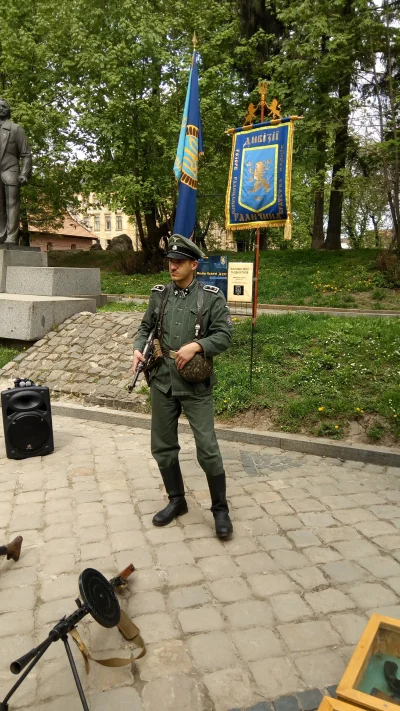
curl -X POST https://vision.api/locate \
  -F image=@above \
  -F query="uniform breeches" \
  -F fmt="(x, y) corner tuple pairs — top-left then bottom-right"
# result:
(0, 181), (20, 244)
(150, 384), (224, 477)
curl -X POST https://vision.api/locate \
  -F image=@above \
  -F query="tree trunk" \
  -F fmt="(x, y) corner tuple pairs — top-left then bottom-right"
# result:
(311, 131), (327, 249)
(20, 208), (30, 247)
(325, 2), (353, 250)
(259, 229), (268, 250)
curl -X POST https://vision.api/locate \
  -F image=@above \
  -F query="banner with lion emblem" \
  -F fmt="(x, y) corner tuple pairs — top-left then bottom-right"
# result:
(225, 118), (293, 231)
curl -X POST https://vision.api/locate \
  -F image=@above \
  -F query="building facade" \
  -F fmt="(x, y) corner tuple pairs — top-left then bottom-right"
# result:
(76, 194), (138, 250)
(29, 215), (98, 252)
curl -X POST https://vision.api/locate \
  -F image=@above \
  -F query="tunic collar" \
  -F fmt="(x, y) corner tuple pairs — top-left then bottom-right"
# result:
(173, 278), (197, 299)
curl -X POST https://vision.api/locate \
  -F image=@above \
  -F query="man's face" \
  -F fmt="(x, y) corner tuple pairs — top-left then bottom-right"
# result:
(168, 258), (198, 284)
(0, 100), (10, 120)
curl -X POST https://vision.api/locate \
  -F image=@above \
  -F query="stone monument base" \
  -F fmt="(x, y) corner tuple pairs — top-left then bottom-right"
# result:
(0, 294), (96, 340)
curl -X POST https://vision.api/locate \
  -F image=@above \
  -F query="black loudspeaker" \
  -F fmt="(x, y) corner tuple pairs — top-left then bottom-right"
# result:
(1, 386), (54, 460)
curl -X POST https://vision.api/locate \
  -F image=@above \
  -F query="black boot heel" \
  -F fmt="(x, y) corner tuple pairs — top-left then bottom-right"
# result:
(206, 472), (233, 539)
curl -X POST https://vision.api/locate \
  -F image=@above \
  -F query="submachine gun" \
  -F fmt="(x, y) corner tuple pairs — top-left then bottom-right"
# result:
(128, 284), (170, 393)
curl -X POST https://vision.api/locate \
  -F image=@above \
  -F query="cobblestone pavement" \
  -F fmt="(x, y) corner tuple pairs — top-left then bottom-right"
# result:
(0, 312), (146, 411)
(1, 415), (400, 710)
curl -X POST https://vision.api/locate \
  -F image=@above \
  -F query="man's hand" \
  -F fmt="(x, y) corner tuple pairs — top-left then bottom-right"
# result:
(18, 176), (28, 186)
(175, 342), (202, 370)
(132, 349), (145, 373)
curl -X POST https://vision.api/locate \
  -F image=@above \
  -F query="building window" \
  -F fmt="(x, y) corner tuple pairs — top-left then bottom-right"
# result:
(94, 215), (100, 231)
(47, 242), (53, 251)
(105, 215), (111, 231)
(71, 244), (77, 250)
(116, 215), (123, 231)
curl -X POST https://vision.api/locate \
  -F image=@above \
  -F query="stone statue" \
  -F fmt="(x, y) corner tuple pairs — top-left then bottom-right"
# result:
(0, 98), (32, 245)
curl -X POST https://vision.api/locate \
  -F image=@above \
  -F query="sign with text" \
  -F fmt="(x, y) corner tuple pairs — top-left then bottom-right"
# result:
(227, 262), (253, 303)
(197, 255), (228, 299)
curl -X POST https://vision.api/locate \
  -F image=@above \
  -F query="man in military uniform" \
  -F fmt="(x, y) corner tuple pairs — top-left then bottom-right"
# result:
(132, 234), (233, 538)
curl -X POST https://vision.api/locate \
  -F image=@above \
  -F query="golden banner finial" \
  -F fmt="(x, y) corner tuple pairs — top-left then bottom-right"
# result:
(192, 32), (197, 49)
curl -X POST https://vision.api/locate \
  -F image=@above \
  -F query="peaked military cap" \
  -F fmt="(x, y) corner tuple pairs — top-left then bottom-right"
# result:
(166, 234), (205, 260)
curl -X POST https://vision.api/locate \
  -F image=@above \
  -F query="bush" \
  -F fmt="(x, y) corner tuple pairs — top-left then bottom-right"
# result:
(376, 250), (400, 287)
(113, 250), (166, 275)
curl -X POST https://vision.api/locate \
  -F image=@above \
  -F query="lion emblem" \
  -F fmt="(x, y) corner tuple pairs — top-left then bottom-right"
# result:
(246, 160), (271, 193)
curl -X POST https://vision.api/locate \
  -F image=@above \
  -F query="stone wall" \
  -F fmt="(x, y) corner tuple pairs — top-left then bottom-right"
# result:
(0, 311), (148, 411)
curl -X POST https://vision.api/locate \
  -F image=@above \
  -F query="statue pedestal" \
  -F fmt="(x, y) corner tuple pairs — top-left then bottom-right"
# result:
(0, 248), (99, 340)
(0, 244), (41, 252)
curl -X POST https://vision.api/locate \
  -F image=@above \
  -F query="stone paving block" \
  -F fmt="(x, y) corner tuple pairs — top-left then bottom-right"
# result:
(278, 620), (340, 651)
(203, 667), (256, 711)
(154, 541), (194, 567)
(333, 540), (380, 559)
(235, 552), (277, 575)
(329, 612), (369, 644)
(356, 520), (398, 538)
(189, 537), (227, 558)
(259, 535), (293, 551)
(137, 639), (192, 682)
(127, 591), (166, 615)
(306, 588), (356, 614)
(304, 546), (343, 564)
(349, 582), (398, 609)
(270, 592), (313, 622)
(37, 597), (76, 626)
(134, 612), (178, 643)
(0, 585), (35, 613)
(373, 535), (400, 551)
(78, 525), (107, 545)
(274, 695), (300, 711)
(271, 549), (310, 570)
(385, 577), (400, 595)
(41, 537), (76, 558)
(223, 536), (258, 556)
(299, 512), (337, 528)
(80, 541), (111, 561)
(178, 606), (224, 633)
(115, 547), (153, 570)
(110, 530), (147, 552)
(142, 673), (203, 711)
(0, 610), (34, 637)
(169, 584), (210, 609)
(288, 498), (326, 513)
(248, 573), (297, 597)
(0, 565), (37, 590)
(224, 600), (274, 629)
(357, 555), (400, 578)
(77, 512), (105, 529)
(262, 501), (294, 516)
(165, 564), (204, 586)
(370, 505), (400, 520)
(234, 505), (265, 520)
(245, 518), (279, 535)
(188, 631), (238, 672)
(288, 530), (321, 548)
(107, 514), (141, 532)
(316, 525), (361, 543)
(232, 626), (284, 663)
(296, 689), (324, 711)
(294, 649), (347, 687)
(210, 577), (251, 603)
(322, 559), (367, 584)
(128, 568), (164, 591)
(250, 657), (302, 698)
(274, 515), (304, 531)
(90, 687), (142, 711)
(37, 656), (88, 700)
(40, 574), (79, 602)
(288, 566), (327, 590)
(199, 555), (240, 580)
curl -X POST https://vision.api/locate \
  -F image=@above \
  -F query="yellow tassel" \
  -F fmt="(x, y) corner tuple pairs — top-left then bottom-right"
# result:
(284, 214), (292, 241)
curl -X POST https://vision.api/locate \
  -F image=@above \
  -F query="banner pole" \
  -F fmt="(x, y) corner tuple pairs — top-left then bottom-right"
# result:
(250, 81), (267, 387)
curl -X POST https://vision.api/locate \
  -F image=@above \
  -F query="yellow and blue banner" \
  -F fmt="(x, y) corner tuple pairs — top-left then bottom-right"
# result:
(173, 50), (203, 239)
(225, 118), (293, 231)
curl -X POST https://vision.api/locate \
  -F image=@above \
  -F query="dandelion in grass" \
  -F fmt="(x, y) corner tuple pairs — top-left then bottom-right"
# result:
(318, 406), (324, 412)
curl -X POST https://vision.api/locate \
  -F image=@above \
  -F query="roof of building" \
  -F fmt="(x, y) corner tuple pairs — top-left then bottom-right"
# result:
(29, 214), (98, 240)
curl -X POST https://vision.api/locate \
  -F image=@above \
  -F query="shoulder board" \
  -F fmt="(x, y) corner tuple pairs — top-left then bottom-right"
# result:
(203, 284), (220, 294)
(151, 284), (166, 292)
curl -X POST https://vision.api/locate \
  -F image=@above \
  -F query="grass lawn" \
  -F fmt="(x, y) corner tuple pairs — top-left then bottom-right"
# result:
(98, 301), (147, 313)
(213, 313), (400, 444)
(0, 343), (23, 369)
(51, 248), (399, 311)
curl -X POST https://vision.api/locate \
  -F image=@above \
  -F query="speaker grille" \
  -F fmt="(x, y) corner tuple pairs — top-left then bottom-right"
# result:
(9, 413), (50, 453)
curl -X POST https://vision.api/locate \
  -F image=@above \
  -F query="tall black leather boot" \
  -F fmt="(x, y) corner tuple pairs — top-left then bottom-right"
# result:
(153, 462), (188, 526)
(206, 472), (233, 539)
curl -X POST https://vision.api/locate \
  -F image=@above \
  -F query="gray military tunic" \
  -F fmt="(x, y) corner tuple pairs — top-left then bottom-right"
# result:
(133, 278), (233, 475)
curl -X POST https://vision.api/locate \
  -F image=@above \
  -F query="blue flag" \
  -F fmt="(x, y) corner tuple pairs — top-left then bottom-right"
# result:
(173, 50), (203, 239)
